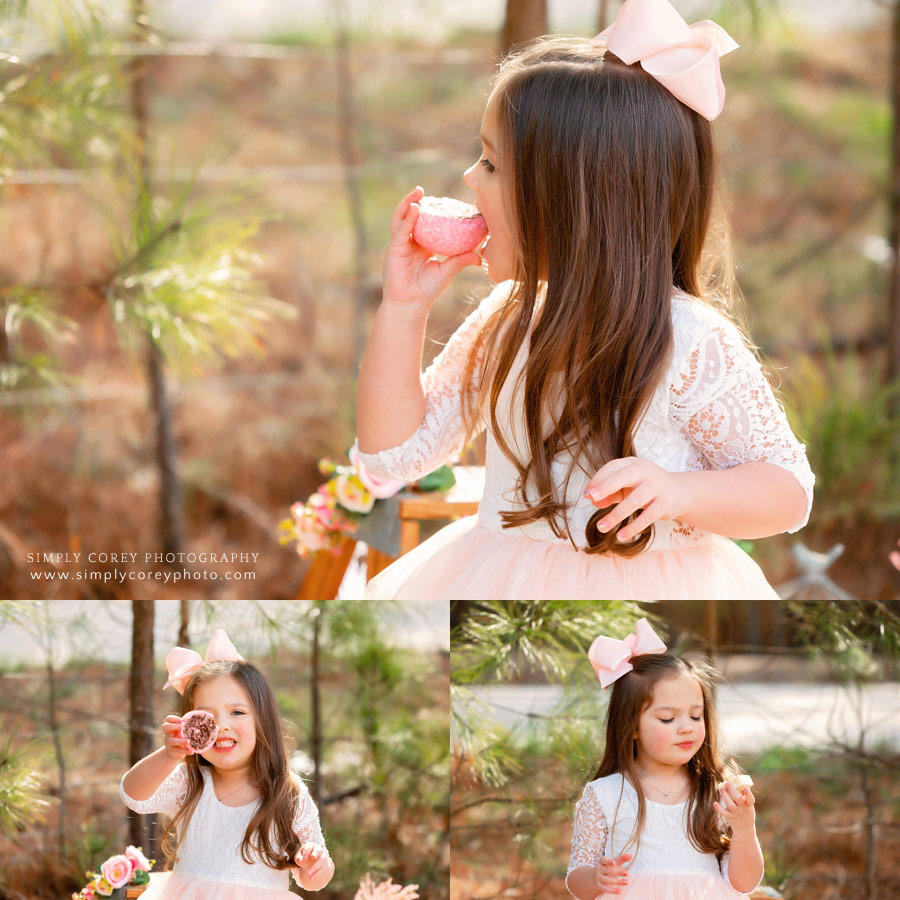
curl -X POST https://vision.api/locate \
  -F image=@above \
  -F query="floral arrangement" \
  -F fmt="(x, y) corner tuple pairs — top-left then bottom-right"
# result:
(354, 874), (420, 900)
(281, 446), (455, 558)
(72, 846), (154, 899)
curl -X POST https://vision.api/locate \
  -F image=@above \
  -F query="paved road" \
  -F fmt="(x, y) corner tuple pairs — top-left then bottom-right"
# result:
(0, 598), (449, 667)
(154, 0), (885, 41)
(468, 681), (900, 754)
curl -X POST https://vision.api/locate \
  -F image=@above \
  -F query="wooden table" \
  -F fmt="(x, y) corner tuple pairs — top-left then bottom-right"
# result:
(297, 466), (485, 600)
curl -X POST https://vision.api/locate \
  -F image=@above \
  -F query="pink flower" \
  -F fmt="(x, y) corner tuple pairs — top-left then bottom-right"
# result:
(100, 855), (132, 889)
(349, 445), (405, 499)
(335, 474), (375, 514)
(125, 845), (152, 873)
(291, 510), (329, 554)
(91, 876), (113, 897)
(354, 874), (419, 900)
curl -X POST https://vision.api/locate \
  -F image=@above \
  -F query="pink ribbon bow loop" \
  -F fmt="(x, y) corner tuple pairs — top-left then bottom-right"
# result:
(163, 628), (245, 694)
(588, 618), (667, 688)
(593, 0), (739, 121)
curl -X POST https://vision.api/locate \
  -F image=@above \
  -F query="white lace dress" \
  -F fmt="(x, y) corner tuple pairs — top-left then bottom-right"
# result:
(120, 765), (328, 899)
(567, 774), (762, 899)
(357, 280), (814, 600)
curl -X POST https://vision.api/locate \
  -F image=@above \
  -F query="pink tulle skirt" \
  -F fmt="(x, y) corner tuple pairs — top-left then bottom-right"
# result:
(618, 872), (753, 898)
(364, 516), (779, 600)
(138, 872), (296, 900)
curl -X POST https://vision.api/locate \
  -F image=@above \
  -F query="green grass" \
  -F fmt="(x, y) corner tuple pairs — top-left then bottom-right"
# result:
(745, 743), (820, 775)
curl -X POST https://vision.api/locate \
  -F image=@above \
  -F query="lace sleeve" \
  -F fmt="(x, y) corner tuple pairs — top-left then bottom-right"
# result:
(119, 764), (188, 817)
(289, 777), (329, 887)
(668, 315), (814, 533)
(291, 778), (327, 851)
(354, 282), (511, 482)
(565, 784), (608, 896)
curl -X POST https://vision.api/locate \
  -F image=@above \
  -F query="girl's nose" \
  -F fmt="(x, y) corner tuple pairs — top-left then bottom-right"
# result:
(463, 163), (477, 188)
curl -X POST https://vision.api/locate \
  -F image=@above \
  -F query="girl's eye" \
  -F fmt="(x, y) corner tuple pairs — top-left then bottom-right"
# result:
(691, 716), (702, 721)
(659, 716), (703, 723)
(232, 710), (245, 716)
(480, 158), (495, 173)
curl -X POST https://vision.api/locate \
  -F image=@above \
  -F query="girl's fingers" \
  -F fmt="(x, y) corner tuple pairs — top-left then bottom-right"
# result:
(390, 187), (424, 236)
(586, 465), (642, 505)
(598, 489), (651, 533)
(615, 502), (660, 542)
(586, 458), (635, 495)
(587, 488), (627, 508)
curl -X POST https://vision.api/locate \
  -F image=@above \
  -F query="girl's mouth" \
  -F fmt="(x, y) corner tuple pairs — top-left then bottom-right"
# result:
(214, 738), (237, 752)
(676, 741), (693, 749)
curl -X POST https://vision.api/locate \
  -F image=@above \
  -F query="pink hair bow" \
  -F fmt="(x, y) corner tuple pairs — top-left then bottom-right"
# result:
(588, 618), (667, 688)
(163, 628), (244, 694)
(592, 0), (739, 121)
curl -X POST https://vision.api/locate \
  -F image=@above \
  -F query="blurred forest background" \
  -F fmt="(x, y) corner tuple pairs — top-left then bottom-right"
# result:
(2, 0), (900, 599)
(450, 598), (900, 900)
(0, 599), (449, 899)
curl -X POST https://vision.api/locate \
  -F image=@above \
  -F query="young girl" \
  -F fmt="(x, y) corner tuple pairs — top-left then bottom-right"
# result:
(567, 619), (763, 899)
(120, 630), (334, 900)
(355, 0), (814, 600)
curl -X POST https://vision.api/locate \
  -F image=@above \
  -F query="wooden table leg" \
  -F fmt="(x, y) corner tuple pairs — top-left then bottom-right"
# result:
(399, 519), (421, 556)
(296, 536), (357, 600)
(366, 547), (396, 581)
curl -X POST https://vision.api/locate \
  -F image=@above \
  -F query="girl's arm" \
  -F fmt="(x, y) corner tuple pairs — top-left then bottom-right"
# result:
(357, 300), (430, 453)
(715, 782), (764, 893)
(668, 315), (815, 535)
(357, 186), (481, 457)
(586, 313), (814, 542)
(726, 827), (764, 893)
(567, 785), (630, 899)
(675, 460), (807, 538)
(291, 778), (334, 891)
(121, 747), (182, 802)
(120, 715), (190, 815)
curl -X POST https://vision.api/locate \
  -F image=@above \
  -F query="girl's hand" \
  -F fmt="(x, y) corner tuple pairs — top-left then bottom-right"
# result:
(592, 852), (632, 895)
(294, 842), (328, 879)
(162, 715), (191, 761)
(585, 458), (692, 542)
(381, 186), (482, 313)
(714, 781), (756, 834)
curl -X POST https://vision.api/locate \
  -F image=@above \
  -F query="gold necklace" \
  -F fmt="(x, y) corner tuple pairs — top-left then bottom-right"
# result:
(636, 772), (688, 799)
(213, 773), (253, 804)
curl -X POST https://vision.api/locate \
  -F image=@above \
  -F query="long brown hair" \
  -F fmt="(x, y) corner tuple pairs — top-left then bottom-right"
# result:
(463, 36), (739, 555)
(592, 653), (742, 863)
(161, 660), (301, 870)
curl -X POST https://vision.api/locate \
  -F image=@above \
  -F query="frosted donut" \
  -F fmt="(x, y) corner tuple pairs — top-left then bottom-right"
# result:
(717, 774), (753, 791)
(412, 196), (488, 257)
(181, 710), (218, 753)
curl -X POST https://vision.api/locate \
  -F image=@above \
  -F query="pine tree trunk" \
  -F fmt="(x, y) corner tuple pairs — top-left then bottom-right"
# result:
(129, 599), (156, 854)
(45, 654), (66, 857)
(500, 0), (548, 57)
(332, 0), (369, 371)
(131, 0), (185, 560)
(310, 601), (323, 807)
(179, 599), (190, 647)
(596, 0), (613, 33)
(888, 1), (900, 395)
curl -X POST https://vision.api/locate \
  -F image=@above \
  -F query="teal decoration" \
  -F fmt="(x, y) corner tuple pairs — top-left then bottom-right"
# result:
(416, 465), (456, 493)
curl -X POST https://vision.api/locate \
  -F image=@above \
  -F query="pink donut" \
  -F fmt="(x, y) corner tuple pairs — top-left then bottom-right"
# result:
(412, 196), (488, 257)
(181, 710), (218, 753)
